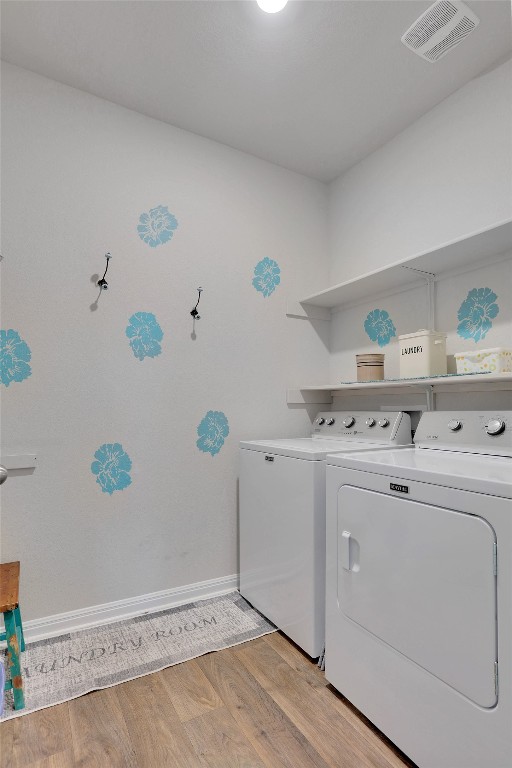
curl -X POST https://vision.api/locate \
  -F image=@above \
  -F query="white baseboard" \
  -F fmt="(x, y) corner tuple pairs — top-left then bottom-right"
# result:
(19, 574), (239, 643)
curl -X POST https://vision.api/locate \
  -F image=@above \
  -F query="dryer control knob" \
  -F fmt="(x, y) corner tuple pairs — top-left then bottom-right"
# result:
(365, 418), (376, 427)
(486, 419), (505, 436)
(343, 416), (355, 428)
(378, 418), (389, 428)
(327, 418), (335, 426)
(448, 420), (462, 432)
(316, 418), (325, 425)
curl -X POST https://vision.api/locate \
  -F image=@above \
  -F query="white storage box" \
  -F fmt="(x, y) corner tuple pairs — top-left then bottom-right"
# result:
(399, 329), (447, 378)
(454, 348), (512, 374)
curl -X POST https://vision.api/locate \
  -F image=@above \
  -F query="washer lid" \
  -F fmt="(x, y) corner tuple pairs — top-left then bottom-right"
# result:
(327, 447), (512, 497)
(239, 438), (403, 461)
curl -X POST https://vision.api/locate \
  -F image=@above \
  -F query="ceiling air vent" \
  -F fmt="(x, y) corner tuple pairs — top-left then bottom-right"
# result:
(401, 1), (480, 62)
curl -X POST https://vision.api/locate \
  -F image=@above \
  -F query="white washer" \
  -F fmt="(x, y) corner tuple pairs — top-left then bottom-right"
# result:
(239, 411), (412, 657)
(325, 411), (512, 768)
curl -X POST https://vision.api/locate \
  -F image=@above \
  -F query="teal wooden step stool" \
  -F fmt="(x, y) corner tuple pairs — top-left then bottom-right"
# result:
(0, 561), (25, 710)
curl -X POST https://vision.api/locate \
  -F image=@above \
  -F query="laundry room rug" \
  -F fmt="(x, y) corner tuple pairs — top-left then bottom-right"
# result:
(1, 591), (275, 720)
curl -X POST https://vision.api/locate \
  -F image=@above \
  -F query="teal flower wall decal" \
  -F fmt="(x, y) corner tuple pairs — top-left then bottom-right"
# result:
(137, 205), (178, 247)
(91, 443), (132, 495)
(0, 329), (32, 387)
(252, 258), (281, 298)
(364, 309), (396, 347)
(126, 312), (163, 360)
(457, 288), (499, 342)
(196, 411), (230, 456)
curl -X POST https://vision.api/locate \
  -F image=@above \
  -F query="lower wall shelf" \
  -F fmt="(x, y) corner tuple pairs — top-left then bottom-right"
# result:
(287, 372), (512, 404)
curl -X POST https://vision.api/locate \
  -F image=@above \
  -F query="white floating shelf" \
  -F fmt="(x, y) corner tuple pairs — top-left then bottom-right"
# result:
(288, 373), (512, 404)
(0, 454), (37, 470)
(300, 220), (512, 309)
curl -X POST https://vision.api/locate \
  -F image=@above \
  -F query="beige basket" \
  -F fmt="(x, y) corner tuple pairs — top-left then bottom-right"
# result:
(356, 353), (384, 382)
(454, 348), (512, 374)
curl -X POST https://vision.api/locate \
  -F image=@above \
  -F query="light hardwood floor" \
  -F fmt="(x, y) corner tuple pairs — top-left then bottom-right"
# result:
(0, 631), (416, 767)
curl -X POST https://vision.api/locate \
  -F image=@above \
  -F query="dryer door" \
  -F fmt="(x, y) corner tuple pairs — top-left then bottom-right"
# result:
(337, 486), (497, 708)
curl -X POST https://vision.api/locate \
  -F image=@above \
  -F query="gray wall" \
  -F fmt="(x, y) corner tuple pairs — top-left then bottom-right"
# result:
(0, 63), (329, 620)
(328, 59), (512, 283)
(2, 57), (511, 624)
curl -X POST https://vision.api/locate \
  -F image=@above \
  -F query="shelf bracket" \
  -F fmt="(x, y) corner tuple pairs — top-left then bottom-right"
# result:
(286, 300), (331, 322)
(424, 385), (435, 411)
(400, 266), (436, 330)
(287, 389), (333, 405)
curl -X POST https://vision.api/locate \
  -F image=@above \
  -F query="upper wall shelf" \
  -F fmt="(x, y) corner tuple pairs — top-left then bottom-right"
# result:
(300, 219), (512, 310)
(294, 372), (512, 392)
(287, 372), (512, 405)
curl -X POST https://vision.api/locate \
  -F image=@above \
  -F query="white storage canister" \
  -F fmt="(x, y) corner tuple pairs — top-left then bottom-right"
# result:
(398, 329), (447, 378)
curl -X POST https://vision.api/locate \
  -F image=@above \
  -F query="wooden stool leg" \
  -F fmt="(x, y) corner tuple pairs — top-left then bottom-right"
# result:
(4, 610), (24, 710)
(14, 606), (25, 652)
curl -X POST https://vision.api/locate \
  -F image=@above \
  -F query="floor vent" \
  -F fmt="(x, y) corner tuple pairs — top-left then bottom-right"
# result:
(401, 1), (480, 62)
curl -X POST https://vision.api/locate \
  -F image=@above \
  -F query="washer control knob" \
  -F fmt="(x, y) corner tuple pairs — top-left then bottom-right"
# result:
(316, 418), (325, 425)
(378, 418), (389, 428)
(486, 419), (506, 436)
(343, 416), (355, 428)
(448, 419), (462, 432)
(365, 417), (376, 427)
(327, 418), (335, 426)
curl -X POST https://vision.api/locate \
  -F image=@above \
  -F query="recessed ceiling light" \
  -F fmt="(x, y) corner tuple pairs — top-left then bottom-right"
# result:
(256, 0), (288, 14)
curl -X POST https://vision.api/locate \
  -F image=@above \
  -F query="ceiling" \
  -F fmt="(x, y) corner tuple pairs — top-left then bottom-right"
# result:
(1, 1), (511, 181)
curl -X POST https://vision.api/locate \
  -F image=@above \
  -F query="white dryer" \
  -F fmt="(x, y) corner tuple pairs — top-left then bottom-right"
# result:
(325, 411), (512, 768)
(239, 411), (412, 658)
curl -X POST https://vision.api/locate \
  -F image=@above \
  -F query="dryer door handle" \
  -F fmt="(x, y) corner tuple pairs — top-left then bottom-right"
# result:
(340, 530), (352, 571)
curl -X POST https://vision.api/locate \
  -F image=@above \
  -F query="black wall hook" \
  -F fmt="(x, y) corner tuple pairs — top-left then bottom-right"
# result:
(190, 287), (203, 319)
(97, 253), (112, 290)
